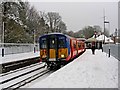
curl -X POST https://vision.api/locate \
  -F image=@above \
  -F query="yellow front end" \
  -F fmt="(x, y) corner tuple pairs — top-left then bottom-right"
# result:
(49, 49), (56, 58)
(40, 48), (68, 61)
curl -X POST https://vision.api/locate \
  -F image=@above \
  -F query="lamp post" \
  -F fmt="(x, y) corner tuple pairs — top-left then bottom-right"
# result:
(104, 21), (110, 57)
(33, 29), (36, 53)
(2, 22), (4, 57)
(2, 3), (5, 57)
(108, 22), (110, 57)
(114, 28), (117, 44)
(104, 21), (109, 43)
(104, 20), (110, 57)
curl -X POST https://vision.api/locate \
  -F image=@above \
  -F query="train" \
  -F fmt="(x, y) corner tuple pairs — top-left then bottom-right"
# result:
(39, 33), (85, 69)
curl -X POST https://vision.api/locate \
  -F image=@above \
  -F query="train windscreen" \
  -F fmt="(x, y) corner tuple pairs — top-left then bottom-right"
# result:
(58, 36), (66, 48)
(40, 38), (47, 49)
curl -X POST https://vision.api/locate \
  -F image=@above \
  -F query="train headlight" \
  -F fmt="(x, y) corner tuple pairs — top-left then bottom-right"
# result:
(61, 54), (65, 58)
(42, 55), (46, 58)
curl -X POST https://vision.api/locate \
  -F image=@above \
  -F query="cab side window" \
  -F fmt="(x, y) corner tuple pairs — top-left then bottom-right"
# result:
(40, 38), (47, 49)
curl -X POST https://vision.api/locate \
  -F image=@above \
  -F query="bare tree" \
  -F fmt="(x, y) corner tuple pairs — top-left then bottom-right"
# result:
(46, 12), (62, 32)
(56, 21), (67, 33)
(39, 11), (67, 33)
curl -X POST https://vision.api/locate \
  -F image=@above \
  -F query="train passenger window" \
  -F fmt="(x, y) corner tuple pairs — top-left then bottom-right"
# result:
(40, 38), (47, 49)
(73, 43), (76, 49)
(82, 44), (84, 48)
(78, 43), (81, 48)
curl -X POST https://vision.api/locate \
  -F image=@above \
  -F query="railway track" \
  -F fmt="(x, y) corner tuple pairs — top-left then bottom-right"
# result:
(0, 62), (51, 90)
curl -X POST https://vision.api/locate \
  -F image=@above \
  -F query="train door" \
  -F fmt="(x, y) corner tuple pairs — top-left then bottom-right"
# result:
(48, 35), (58, 61)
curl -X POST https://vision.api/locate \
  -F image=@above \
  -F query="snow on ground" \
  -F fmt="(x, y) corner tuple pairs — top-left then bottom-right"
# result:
(29, 49), (118, 88)
(0, 51), (40, 64)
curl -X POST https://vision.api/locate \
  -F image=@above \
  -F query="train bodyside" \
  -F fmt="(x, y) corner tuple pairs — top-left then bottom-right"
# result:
(76, 39), (85, 55)
(69, 38), (77, 59)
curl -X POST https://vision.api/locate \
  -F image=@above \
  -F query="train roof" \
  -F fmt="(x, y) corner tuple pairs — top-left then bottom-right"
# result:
(39, 33), (70, 38)
(39, 32), (78, 40)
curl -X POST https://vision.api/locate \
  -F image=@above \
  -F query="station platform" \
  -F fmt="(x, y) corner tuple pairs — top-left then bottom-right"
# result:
(0, 51), (40, 64)
(28, 49), (118, 88)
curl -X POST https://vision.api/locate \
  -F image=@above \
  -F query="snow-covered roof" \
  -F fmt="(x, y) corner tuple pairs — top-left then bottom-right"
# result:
(96, 35), (114, 43)
(86, 37), (97, 42)
(105, 38), (114, 43)
(96, 35), (108, 41)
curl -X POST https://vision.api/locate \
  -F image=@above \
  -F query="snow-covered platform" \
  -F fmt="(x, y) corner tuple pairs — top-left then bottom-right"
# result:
(0, 51), (40, 64)
(29, 49), (118, 88)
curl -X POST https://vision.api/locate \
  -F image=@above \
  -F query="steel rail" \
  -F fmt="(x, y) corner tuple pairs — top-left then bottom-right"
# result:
(0, 65), (46, 84)
(2, 69), (50, 90)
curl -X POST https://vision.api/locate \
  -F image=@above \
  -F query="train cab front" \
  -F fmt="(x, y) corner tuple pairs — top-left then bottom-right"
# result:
(39, 34), (70, 67)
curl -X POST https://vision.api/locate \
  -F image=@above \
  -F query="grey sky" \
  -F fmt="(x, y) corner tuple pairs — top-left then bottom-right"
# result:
(30, 2), (118, 34)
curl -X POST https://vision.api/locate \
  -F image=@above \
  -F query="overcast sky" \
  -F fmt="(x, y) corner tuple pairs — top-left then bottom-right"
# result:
(29, 1), (118, 34)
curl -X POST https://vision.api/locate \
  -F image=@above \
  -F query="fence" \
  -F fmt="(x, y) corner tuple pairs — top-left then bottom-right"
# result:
(0, 43), (39, 56)
(103, 44), (120, 60)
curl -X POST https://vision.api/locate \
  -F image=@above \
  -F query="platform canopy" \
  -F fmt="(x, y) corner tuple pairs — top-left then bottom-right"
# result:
(86, 37), (97, 42)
